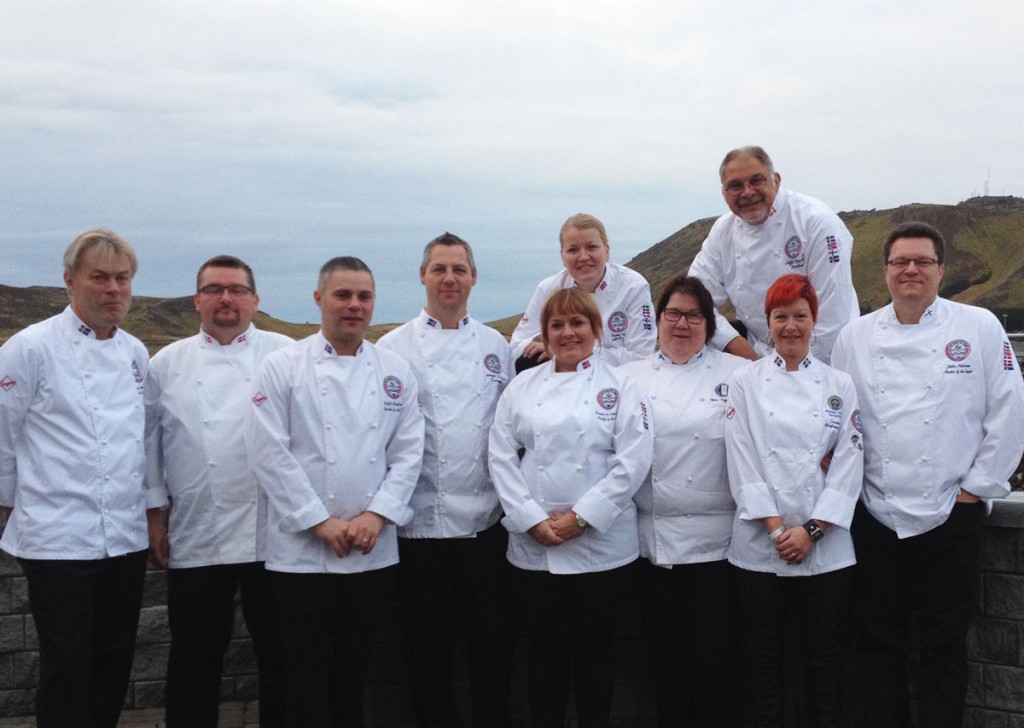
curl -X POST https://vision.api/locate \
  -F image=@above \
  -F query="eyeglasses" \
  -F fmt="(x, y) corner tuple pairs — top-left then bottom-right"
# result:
(886, 258), (940, 270)
(198, 284), (254, 296)
(662, 308), (705, 324)
(723, 175), (771, 194)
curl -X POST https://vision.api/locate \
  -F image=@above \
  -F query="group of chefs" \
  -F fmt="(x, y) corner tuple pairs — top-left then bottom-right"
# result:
(2, 145), (1022, 728)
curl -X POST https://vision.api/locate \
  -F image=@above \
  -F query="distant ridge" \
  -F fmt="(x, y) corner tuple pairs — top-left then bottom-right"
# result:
(3, 196), (1024, 350)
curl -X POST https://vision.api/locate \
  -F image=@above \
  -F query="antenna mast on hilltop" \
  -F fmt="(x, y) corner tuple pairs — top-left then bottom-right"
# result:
(985, 168), (990, 197)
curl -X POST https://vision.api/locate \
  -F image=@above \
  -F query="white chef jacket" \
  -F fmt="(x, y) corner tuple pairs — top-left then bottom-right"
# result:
(377, 311), (511, 538)
(509, 263), (656, 366)
(831, 298), (1024, 539)
(247, 333), (425, 574)
(0, 306), (148, 559)
(488, 355), (653, 574)
(622, 348), (749, 566)
(724, 352), (862, 576)
(144, 325), (293, 567)
(690, 187), (859, 362)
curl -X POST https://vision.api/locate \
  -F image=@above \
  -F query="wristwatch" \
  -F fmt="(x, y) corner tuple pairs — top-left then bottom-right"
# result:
(803, 520), (824, 542)
(575, 513), (589, 530)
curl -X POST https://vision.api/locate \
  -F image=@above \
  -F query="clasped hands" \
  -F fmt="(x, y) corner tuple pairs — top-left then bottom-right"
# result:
(528, 510), (586, 547)
(313, 512), (386, 557)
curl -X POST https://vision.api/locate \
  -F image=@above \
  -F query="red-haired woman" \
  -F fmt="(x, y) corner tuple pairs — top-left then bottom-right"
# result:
(724, 273), (863, 727)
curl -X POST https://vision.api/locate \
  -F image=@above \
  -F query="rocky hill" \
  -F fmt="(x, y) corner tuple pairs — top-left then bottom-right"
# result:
(626, 195), (1024, 325)
(3, 196), (1024, 349)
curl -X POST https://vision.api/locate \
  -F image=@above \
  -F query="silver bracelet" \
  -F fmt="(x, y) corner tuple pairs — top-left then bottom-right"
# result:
(768, 525), (785, 542)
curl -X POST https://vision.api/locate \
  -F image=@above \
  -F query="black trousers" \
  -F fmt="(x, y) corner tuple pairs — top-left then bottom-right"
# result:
(734, 565), (852, 728)
(269, 568), (391, 728)
(165, 561), (285, 728)
(397, 523), (513, 728)
(634, 558), (742, 728)
(516, 564), (630, 728)
(852, 501), (983, 728)
(19, 549), (147, 728)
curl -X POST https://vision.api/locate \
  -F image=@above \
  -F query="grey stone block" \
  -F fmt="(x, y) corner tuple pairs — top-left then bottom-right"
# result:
(967, 660), (985, 706)
(142, 568), (167, 607)
(132, 680), (166, 709)
(135, 605), (170, 644)
(0, 617), (24, 653)
(982, 527), (1019, 573)
(7, 579), (28, 615)
(23, 621), (36, 651)
(964, 706), (1008, 728)
(0, 689), (33, 718)
(969, 616), (1020, 665)
(223, 639), (257, 675)
(130, 643), (169, 681)
(9, 653), (37, 689)
(0, 553), (23, 579)
(234, 673), (259, 701)
(987, 574), (1024, 620)
(984, 664), (1024, 711)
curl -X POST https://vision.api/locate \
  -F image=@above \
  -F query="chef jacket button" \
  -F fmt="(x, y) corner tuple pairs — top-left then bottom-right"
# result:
(370, 458), (377, 464)
(884, 458), (891, 463)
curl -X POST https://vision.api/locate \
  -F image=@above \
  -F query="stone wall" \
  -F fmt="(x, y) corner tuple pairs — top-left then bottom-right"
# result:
(1, 497), (1023, 726)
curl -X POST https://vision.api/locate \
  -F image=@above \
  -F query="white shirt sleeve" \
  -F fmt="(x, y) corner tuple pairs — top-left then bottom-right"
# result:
(247, 354), (332, 534)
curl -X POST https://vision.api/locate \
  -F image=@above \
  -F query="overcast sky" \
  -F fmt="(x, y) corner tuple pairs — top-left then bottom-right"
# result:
(2, 1), (1022, 324)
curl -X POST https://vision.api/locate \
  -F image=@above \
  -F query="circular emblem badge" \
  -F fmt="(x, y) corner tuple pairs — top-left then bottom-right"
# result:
(597, 388), (620, 410)
(382, 375), (404, 400)
(607, 311), (628, 334)
(784, 236), (803, 259)
(851, 409), (863, 433)
(484, 353), (502, 374)
(827, 395), (843, 410)
(715, 383), (729, 398)
(945, 339), (971, 362)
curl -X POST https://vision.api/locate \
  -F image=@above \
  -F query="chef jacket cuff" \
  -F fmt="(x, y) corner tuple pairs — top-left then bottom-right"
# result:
(501, 499), (550, 534)
(572, 491), (620, 533)
(960, 473), (1011, 501)
(734, 482), (778, 522)
(811, 489), (857, 530)
(280, 499), (332, 534)
(144, 486), (169, 510)
(367, 491), (414, 527)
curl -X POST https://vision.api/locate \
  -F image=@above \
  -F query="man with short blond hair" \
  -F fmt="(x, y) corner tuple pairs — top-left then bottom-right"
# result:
(0, 228), (149, 728)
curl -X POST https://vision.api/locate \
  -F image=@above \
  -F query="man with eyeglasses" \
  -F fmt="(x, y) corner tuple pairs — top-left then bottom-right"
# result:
(144, 255), (292, 727)
(688, 145), (859, 363)
(832, 222), (1024, 728)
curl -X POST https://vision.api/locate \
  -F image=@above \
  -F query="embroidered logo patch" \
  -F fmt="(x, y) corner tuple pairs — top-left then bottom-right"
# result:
(785, 236), (803, 259)
(1004, 341), (1016, 371)
(641, 304), (653, 332)
(252, 392), (267, 406)
(725, 406), (736, 420)
(607, 311), (628, 334)
(827, 395), (843, 410)
(945, 339), (971, 362)
(641, 401), (649, 430)
(715, 383), (729, 398)
(131, 360), (144, 384)
(597, 388), (620, 410)
(383, 375), (404, 400)
(0, 376), (15, 391)
(851, 409), (863, 433)
(484, 353), (503, 374)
